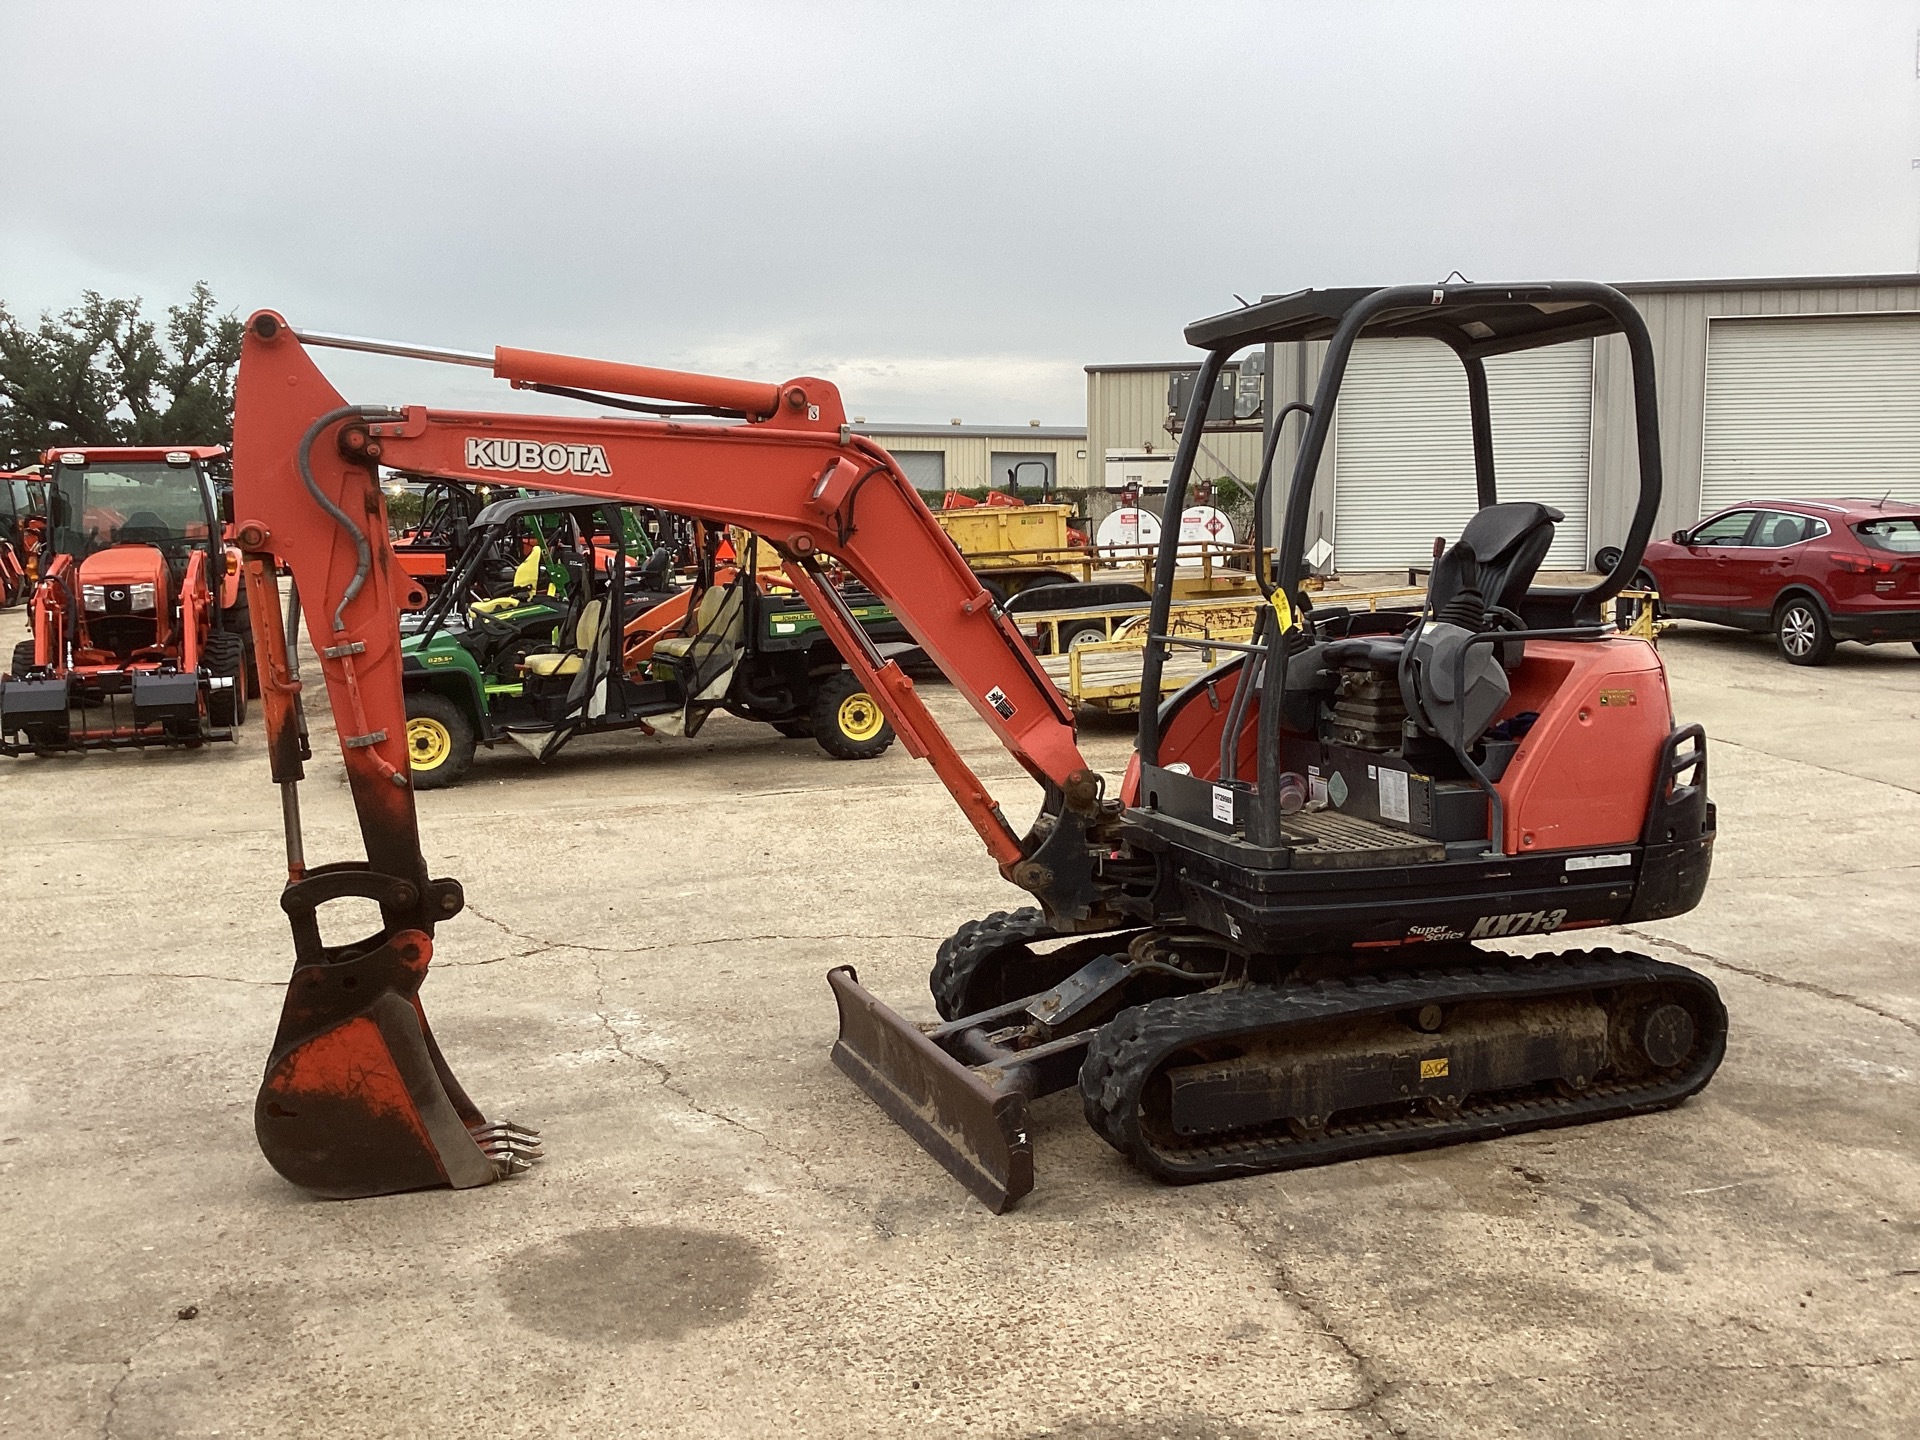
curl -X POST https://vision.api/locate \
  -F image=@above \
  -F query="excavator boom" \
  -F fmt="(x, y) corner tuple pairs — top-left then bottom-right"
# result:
(230, 312), (1113, 1197)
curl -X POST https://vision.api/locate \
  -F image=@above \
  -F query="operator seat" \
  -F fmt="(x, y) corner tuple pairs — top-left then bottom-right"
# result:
(523, 598), (603, 678)
(1424, 501), (1563, 625)
(653, 579), (747, 697)
(1322, 502), (1563, 672)
(1320, 501), (1563, 753)
(635, 547), (674, 590)
(118, 510), (174, 545)
(471, 546), (555, 617)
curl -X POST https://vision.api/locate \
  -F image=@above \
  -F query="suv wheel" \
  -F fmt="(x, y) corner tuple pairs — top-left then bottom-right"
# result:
(1774, 595), (1834, 666)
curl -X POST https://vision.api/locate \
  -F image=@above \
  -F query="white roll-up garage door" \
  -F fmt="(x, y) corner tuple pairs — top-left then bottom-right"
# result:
(1332, 338), (1592, 571)
(1701, 315), (1920, 515)
(889, 449), (947, 492)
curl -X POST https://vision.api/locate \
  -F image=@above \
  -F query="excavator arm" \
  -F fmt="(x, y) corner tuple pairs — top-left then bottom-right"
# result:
(230, 312), (1119, 1198)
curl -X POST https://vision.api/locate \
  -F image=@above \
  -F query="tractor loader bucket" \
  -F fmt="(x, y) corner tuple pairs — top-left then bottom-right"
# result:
(257, 867), (542, 1199)
(828, 966), (1035, 1212)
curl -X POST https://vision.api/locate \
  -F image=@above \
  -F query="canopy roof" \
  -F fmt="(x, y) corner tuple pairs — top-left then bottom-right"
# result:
(1184, 282), (1630, 359)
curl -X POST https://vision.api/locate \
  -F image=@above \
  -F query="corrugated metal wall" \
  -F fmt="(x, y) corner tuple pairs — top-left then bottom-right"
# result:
(862, 432), (1089, 490)
(1264, 280), (1920, 569)
(1591, 282), (1920, 544)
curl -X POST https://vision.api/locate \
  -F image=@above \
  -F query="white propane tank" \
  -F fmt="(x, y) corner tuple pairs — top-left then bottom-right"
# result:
(1176, 504), (1235, 559)
(1095, 506), (1162, 559)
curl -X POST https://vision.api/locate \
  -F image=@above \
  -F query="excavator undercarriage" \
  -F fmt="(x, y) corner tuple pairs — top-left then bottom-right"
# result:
(231, 281), (1724, 1210)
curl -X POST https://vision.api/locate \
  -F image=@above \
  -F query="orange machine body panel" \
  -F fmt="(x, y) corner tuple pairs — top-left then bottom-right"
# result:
(1493, 636), (1670, 855)
(1123, 634), (1673, 858)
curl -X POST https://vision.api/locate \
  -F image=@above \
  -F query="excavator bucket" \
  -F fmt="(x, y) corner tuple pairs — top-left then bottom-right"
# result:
(257, 917), (541, 1199)
(827, 967), (1034, 1212)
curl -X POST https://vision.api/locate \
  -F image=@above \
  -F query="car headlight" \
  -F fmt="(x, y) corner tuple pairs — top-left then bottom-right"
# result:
(82, 584), (106, 610)
(129, 582), (156, 610)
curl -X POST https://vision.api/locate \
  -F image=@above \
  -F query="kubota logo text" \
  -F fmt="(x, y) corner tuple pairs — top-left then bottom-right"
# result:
(465, 438), (613, 477)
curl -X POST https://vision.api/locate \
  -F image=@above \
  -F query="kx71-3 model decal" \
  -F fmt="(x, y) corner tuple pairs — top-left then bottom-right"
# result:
(1469, 909), (1569, 939)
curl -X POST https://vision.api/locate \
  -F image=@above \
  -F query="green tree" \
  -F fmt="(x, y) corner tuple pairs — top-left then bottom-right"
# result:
(0, 282), (244, 468)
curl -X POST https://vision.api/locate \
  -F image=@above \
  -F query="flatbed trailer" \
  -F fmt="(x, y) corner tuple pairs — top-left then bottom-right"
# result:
(1036, 584), (1662, 713)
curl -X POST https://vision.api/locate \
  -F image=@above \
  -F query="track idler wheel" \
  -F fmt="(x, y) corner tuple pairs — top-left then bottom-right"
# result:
(257, 866), (541, 1199)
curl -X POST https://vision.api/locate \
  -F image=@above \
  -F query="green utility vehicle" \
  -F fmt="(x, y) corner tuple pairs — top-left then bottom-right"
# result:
(399, 492), (903, 787)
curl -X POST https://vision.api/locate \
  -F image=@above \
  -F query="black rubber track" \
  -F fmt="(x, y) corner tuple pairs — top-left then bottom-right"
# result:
(1080, 948), (1726, 1183)
(929, 909), (1143, 1021)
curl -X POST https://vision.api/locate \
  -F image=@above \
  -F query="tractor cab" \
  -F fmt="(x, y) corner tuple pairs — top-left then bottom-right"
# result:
(45, 448), (227, 662)
(2, 445), (249, 754)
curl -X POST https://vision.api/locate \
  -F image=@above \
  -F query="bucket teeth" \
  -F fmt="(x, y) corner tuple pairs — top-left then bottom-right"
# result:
(471, 1120), (545, 1178)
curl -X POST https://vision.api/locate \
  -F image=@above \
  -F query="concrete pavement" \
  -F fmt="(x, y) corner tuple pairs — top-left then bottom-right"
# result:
(1, 621), (1916, 1437)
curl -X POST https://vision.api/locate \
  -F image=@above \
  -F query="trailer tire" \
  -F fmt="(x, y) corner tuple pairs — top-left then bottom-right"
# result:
(405, 691), (476, 789)
(810, 671), (894, 760)
(10, 639), (35, 679)
(1060, 620), (1109, 651)
(205, 631), (247, 727)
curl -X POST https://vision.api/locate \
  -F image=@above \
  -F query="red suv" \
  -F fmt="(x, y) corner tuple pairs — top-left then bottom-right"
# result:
(1630, 499), (1920, 664)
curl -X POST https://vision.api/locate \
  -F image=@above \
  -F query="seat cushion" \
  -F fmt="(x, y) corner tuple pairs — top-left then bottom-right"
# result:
(523, 652), (583, 677)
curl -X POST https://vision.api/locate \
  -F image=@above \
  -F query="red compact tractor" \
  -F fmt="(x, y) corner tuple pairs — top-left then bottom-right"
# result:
(1, 446), (252, 754)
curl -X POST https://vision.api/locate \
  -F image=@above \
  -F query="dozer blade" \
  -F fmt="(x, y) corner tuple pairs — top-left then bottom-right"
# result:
(257, 928), (539, 1198)
(828, 966), (1034, 1213)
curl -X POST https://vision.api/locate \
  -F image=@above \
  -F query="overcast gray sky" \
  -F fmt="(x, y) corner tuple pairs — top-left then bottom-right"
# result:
(4, 1), (1917, 423)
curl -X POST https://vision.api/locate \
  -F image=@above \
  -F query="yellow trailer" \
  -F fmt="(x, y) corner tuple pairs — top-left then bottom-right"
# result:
(1035, 585), (1664, 714)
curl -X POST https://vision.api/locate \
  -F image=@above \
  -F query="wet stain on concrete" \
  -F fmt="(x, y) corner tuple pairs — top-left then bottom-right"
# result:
(503, 1224), (768, 1343)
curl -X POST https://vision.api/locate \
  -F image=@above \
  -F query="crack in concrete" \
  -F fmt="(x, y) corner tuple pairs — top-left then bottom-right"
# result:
(584, 953), (835, 1196)
(99, 1307), (199, 1440)
(1400, 1352), (1916, 1391)
(1709, 735), (1920, 799)
(454, 904), (945, 966)
(1223, 1206), (1402, 1438)
(1725, 861), (1920, 883)
(1621, 927), (1920, 1041)
(0, 971), (284, 989)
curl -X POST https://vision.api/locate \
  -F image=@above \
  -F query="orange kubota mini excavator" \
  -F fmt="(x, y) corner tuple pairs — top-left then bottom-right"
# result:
(231, 284), (1723, 1209)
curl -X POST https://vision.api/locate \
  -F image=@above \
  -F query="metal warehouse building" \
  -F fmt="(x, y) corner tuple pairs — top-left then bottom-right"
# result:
(1091, 273), (1920, 575)
(850, 422), (1088, 495)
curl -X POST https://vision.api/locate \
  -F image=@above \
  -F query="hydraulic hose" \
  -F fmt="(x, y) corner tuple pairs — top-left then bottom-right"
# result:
(294, 404), (404, 631)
